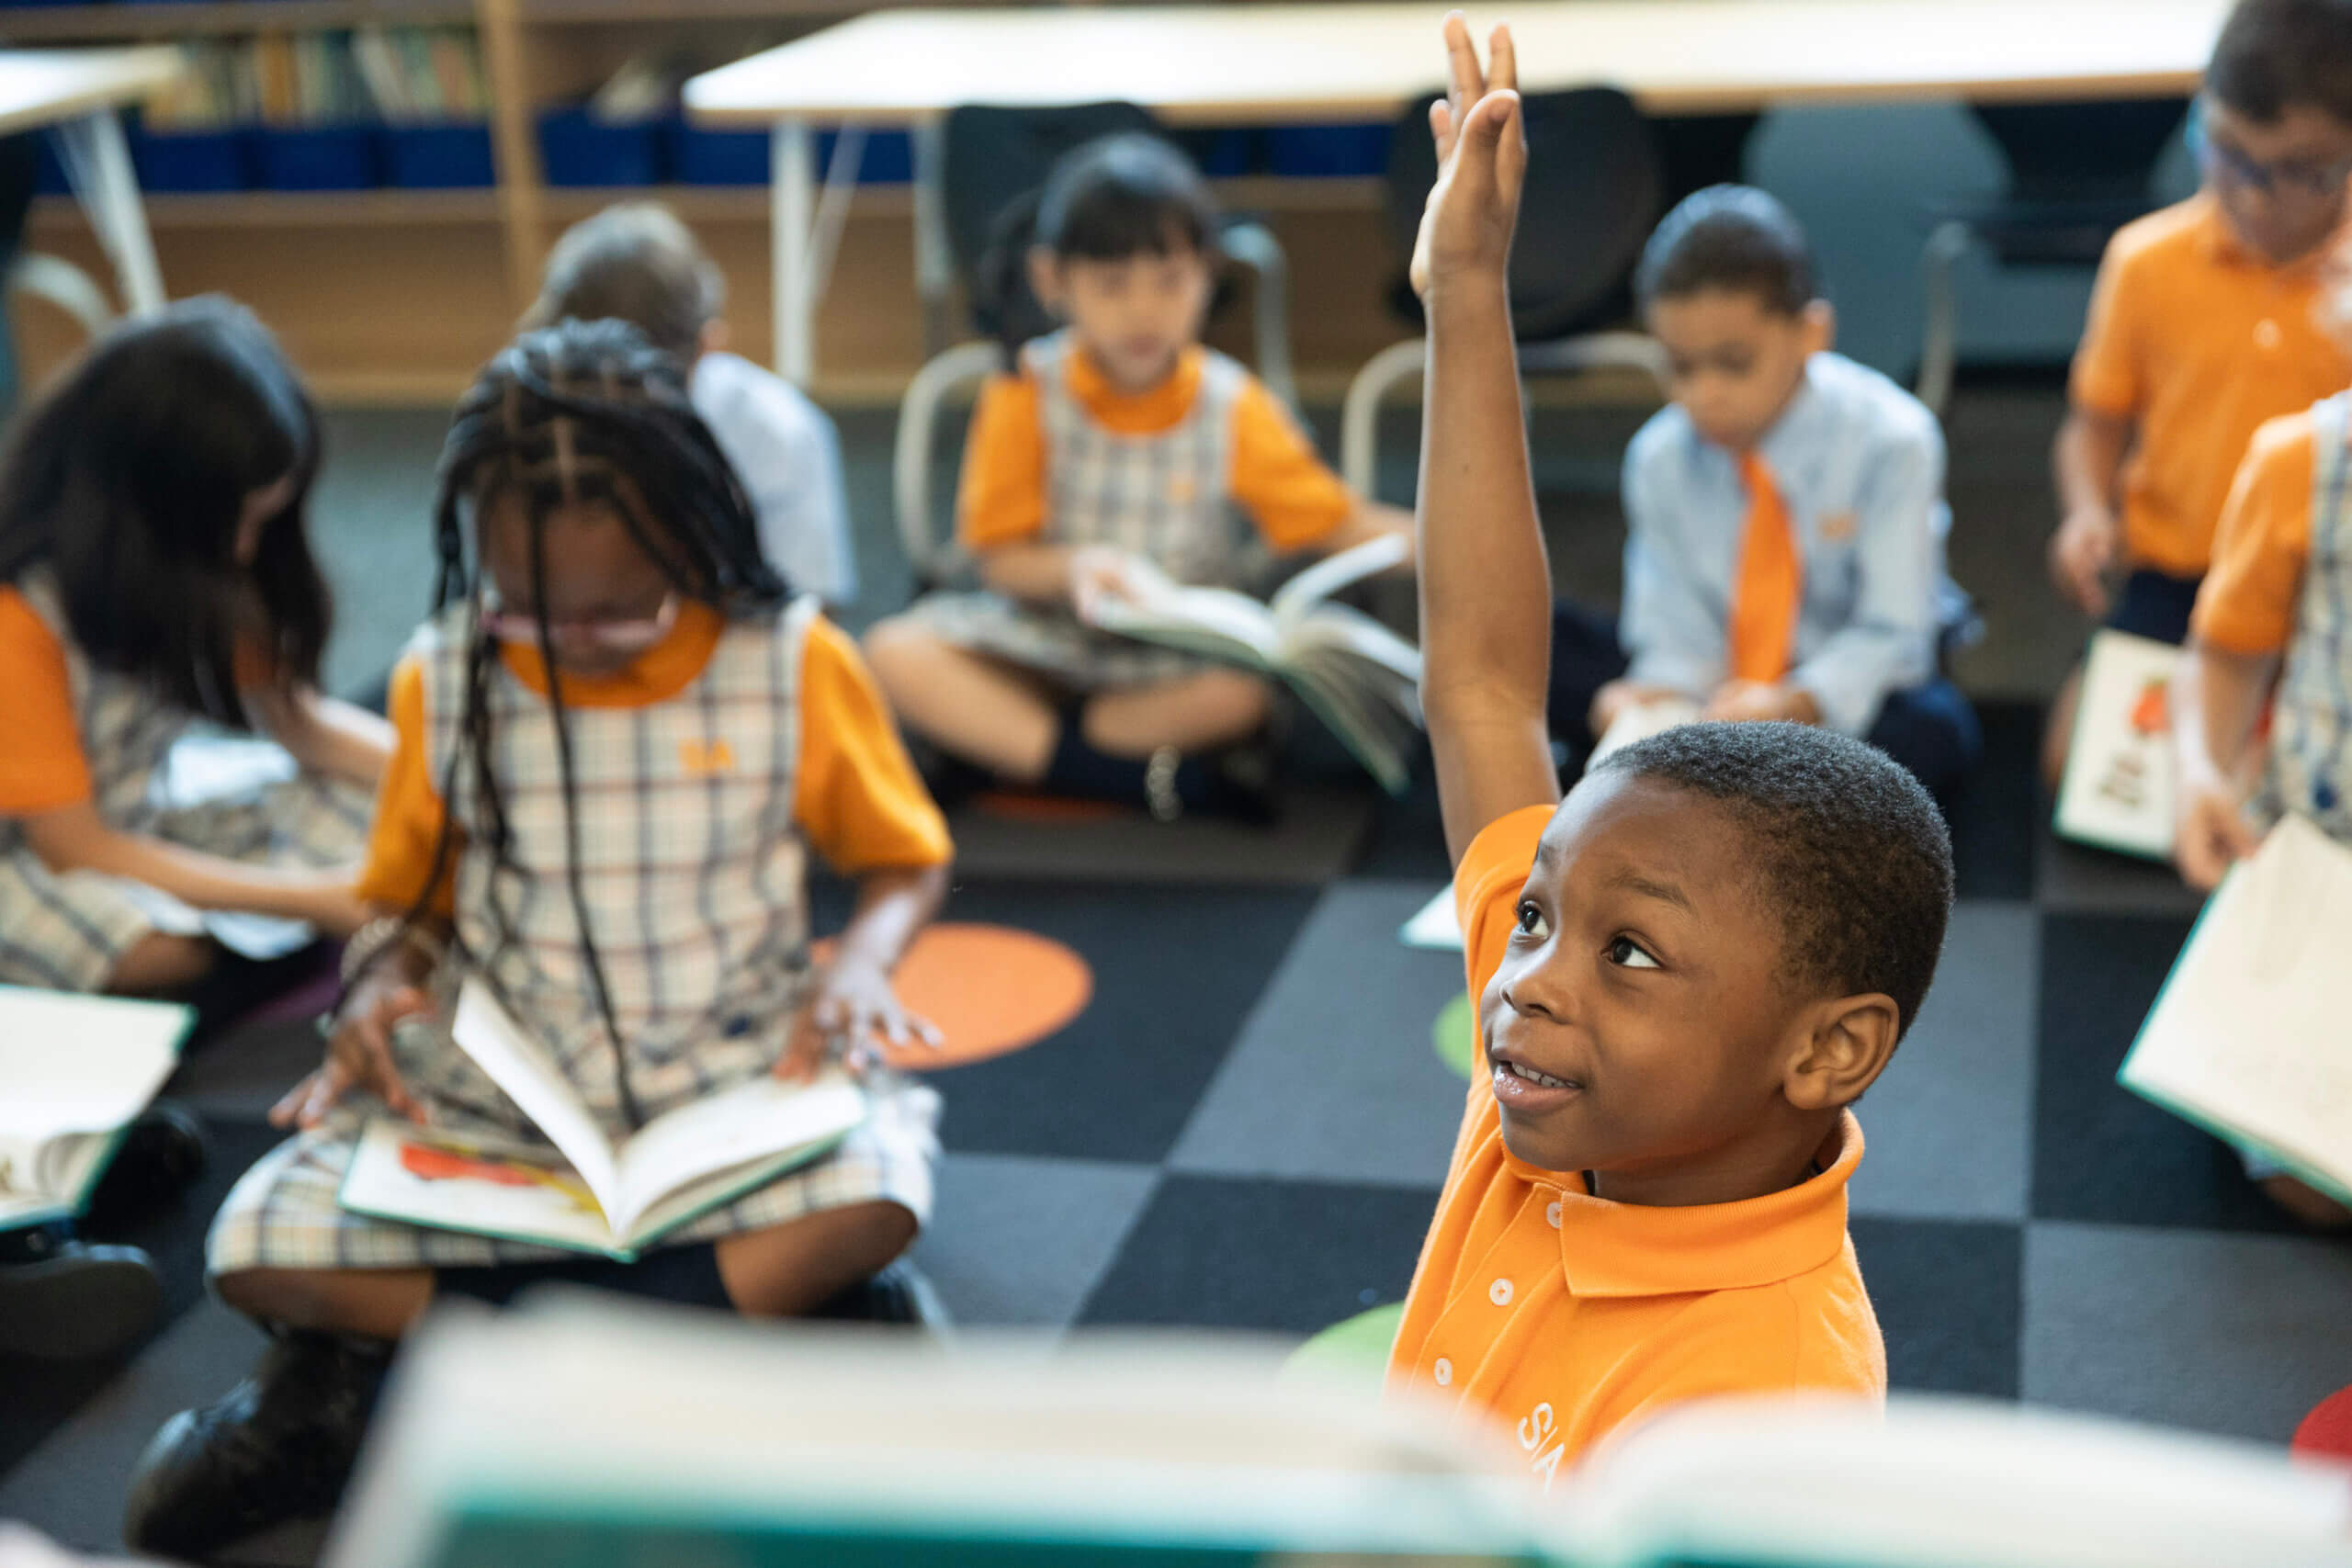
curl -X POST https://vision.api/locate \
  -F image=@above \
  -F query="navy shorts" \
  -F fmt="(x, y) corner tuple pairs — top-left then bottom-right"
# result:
(2104, 568), (2204, 646)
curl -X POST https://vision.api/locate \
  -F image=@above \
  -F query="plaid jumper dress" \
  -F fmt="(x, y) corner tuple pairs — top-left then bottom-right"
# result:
(905, 329), (1257, 690)
(208, 598), (939, 1275)
(0, 570), (372, 992)
(2250, 390), (2352, 841)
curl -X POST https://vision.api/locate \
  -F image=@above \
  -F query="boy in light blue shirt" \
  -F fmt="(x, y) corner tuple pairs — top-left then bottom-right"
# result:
(1552, 186), (1979, 796)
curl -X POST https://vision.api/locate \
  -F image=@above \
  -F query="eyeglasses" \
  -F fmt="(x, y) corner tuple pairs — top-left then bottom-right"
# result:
(479, 592), (678, 655)
(2188, 100), (2352, 205)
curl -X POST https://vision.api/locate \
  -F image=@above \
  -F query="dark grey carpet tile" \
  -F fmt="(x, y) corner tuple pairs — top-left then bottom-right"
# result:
(1851, 1216), (2022, 1399)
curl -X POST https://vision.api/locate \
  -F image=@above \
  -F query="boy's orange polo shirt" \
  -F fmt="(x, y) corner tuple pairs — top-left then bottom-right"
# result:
(1387, 804), (1885, 1483)
(2072, 196), (2350, 580)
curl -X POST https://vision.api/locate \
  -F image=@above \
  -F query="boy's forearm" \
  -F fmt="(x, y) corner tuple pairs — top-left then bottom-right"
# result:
(2053, 406), (2131, 521)
(1419, 278), (1550, 716)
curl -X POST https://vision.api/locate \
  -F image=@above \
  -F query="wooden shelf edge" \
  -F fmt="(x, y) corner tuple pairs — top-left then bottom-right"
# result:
(0, 1), (472, 42)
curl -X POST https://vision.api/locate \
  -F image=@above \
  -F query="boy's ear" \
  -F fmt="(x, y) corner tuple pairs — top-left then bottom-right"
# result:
(1026, 248), (1067, 314)
(1800, 299), (1836, 357)
(1781, 991), (1897, 1111)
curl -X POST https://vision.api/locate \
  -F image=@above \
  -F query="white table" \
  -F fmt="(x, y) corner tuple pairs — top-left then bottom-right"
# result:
(684, 0), (2232, 385)
(0, 47), (180, 318)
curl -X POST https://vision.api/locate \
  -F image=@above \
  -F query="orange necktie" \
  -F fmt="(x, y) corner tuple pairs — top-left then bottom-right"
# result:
(1726, 450), (1801, 682)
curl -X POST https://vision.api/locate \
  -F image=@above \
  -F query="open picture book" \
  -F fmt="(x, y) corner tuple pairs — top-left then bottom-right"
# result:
(340, 981), (866, 1259)
(2118, 812), (2352, 1206)
(1088, 532), (1422, 795)
(2054, 629), (2180, 862)
(0, 987), (192, 1229)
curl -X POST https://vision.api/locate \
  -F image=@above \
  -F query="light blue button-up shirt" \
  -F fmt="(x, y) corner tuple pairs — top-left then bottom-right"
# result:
(693, 351), (858, 606)
(1619, 351), (1960, 738)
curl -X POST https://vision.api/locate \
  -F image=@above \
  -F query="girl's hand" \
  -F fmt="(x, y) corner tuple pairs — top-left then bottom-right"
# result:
(777, 960), (944, 1083)
(2175, 778), (2262, 892)
(1409, 14), (1527, 299)
(1069, 545), (1146, 625)
(274, 970), (432, 1129)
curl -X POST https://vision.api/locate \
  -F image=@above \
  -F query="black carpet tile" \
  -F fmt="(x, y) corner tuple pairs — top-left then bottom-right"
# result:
(1851, 1216), (2023, 1399)
(899, 881), (1321, 1163)
(2031, 911), (2300, 1235)
(1946, 700), (2041, 903)
(0, 1118), (284, 1475)
(1078, 1175), (1441, 1336)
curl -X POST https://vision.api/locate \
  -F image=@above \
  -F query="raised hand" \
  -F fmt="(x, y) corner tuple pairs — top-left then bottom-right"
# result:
(1408, 13), (1528, 299)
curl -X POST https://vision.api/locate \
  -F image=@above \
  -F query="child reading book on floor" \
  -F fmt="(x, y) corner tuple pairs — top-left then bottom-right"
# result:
(121, 320), (954, 1558)
(2165, 231), (2352, 1231)
(1391, 16), (1953, 1472)
(865, 132), (1412, 822)
(1547, 185), (1978, 797)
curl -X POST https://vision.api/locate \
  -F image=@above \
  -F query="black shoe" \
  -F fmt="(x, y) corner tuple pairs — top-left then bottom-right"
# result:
(0, 1239), (163, 1359)
(84, 1100), (211, 1230)
(123, 1330), (393, 1561)
(808, 1260), (950, 1331)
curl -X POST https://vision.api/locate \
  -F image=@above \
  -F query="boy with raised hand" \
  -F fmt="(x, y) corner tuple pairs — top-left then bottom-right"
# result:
(2044, 0), (2352, 783)
(1392, 15), (1954, 1474)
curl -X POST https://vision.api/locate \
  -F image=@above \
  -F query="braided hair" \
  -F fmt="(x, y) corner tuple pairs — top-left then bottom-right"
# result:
(388, 318), (784, 1129)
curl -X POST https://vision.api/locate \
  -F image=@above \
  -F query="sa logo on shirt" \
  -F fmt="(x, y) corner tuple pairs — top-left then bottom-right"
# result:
(679, 738), (737, 776)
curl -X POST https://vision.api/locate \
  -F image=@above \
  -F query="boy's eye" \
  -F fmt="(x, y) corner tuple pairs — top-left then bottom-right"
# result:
(1515, 900), (1551, 940)
(1606, 935), (1660, 970)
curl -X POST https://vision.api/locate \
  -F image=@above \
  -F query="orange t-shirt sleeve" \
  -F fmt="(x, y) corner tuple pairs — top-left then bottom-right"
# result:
(1454, 803), (1555, 1008)
(355, 654), (458, 919)
(2192, 412), (2317, 657)
(2069, 232), (2143, 417)
(955, 371), (1049, 551)
(0, 587), (93, 816)
(1228, 378), (1352, 553)
(795, 616), (953, 874)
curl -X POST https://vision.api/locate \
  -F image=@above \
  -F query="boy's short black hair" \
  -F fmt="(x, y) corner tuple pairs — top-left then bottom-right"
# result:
(1596, 722), (1954, 1041)
(2209, 0), (2352, 126)
(1634, 184), (1817, 317)
(1035, 132), (1219, 263)
(527, 202), (722, 361)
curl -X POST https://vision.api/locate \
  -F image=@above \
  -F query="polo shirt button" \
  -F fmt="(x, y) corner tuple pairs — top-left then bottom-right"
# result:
(2255, 318), (2283, 351)
(1545, 1201), (1563, 1229)
(1489, 1277), (1514, 1306)
(1433, 1358), (1453, 1387)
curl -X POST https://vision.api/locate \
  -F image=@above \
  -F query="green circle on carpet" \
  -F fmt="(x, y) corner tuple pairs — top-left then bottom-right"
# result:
(1432, 992), (1476, 1081)
(1281, 1302), (1406, 1389)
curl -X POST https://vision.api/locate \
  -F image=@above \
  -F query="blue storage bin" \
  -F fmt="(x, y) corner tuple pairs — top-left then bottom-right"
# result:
(669, 122), (764, 186)
(1266, 123), (1390, 178)
(132, 127), (254, 193)
(538, 108), (663, 187)
(255, 125), (381, 191)
(1176, 128), (1255, 178)
(386, 123), (494, 188)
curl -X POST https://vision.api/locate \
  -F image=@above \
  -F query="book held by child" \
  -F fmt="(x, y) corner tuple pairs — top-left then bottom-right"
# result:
(339, 982), (866, 1259)
(2119, 812), (2352, 1204)
(0, 987), (191, 1229)
(2054, 629), (2181, 861)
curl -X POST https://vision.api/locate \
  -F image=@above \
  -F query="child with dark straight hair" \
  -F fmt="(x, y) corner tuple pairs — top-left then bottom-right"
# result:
(0, 296), (387, 998)
(865, 132), (1410, 821)
(529, 201), (858, 605)
(1396, 17), (1951, 1472)
(124, 319), (953, 1557)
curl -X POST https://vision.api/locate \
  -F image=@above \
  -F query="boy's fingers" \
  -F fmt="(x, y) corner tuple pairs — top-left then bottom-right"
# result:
(1487, 24), (1518, 94)
(1429, 97), (1455, 164)
(1442, 12), (1484, 116)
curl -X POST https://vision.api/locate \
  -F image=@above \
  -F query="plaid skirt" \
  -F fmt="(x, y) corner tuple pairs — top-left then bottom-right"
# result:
(899, 591), (1215, 692)
(206, 1063), (941, 1276)
(0, 745), (372, 992)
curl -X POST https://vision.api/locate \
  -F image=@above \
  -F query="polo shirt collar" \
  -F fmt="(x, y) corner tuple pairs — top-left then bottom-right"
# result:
(1529, 1111), (1862, 1299)
(1061, 341), (1205, 432)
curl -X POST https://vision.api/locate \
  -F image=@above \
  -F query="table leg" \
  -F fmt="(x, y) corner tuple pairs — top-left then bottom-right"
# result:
(56, 108), (164, 315)
(773, 118), (815, 385)
(910, 118), (954, 357)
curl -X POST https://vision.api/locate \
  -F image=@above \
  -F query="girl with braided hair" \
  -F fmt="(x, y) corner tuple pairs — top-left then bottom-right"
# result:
(126, 320), (953, 1557)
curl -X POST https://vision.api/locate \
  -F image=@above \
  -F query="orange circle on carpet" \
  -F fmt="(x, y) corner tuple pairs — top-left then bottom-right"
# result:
(813, 922), (1092, 1069)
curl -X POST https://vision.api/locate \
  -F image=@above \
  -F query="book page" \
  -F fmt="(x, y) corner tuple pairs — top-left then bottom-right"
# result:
(341, 1119), (620, 1254)
(1281, 606), (1423, 686)
(1398, 887), (1464, 952)
(2054, 630), (2179, 862)
(1267, 532), (1411, 632)
(609, 1070), (866, 1240)
(2120, 814), (2352, 1196)
(0, 987), (189, 1144)
(1588, 697), (1702, 770)
(449, 981), (623, 1221)
(1090, 578), (1282, 666)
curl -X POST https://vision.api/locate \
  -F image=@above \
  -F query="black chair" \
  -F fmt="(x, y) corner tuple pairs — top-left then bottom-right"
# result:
(1915, 98), (2188, 415)
(1340, 86), (1670, 496)
(895, 104), (1297, 585)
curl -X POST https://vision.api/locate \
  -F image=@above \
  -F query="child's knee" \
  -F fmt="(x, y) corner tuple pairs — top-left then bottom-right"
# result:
(862, 617), (945, 687)
(105, 933), (216, 998)
(717, 1200), (918, 1318)
(215, 1265), (432, 1339)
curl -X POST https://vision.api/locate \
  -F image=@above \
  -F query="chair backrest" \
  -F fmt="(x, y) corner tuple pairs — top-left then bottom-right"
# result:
(1970, 98), (2188, 203)
(1384, 85), (1665, 343)
(940, 102), (1167, 349)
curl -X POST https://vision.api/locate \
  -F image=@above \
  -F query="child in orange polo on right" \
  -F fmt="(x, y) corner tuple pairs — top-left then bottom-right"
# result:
(2045, 0), (2352, 780)
(1388, 18), (1953, 1476)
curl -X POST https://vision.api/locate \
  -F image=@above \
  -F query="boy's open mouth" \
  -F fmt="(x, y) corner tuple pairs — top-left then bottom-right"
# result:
(1487, 1043), (1584, 1108)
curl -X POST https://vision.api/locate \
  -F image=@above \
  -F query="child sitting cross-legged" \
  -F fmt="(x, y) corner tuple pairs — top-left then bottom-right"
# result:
(865, 132), (1410, 822)
(120, 320), (953, 1557)
(1392, 17), (1954, 1473)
